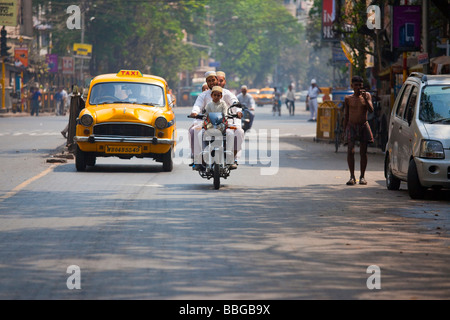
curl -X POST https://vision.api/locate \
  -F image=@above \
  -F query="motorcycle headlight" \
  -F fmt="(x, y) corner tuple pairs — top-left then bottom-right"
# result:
(419, 140), (445, 159)
(80, 114), (94, 127)
(155, 117), (168, 129)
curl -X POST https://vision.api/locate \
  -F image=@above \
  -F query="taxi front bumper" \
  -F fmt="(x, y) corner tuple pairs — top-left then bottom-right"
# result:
(74, 135), (175, 145)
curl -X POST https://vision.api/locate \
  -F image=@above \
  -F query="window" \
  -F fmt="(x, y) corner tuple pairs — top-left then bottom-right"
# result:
(89, 82), (165, 106)
(419, 85), (450, 122)
(395, 84), (411, 118)
(404, 86), (418, 125)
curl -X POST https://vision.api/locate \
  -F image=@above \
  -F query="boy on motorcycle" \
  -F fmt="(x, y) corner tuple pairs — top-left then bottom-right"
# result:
(195, 86), (237, 170)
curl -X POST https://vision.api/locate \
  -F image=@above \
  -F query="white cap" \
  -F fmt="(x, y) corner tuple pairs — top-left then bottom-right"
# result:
(241, 85), (248, 90)
(311, 79), (316, 84)
(205, 71), (217, 79)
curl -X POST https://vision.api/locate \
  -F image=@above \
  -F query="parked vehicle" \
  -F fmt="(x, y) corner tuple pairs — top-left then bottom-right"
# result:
(384, 72), (450, 199)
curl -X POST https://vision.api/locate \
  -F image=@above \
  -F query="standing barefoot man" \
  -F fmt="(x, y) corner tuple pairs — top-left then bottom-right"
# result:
(343, 76), (374, 185)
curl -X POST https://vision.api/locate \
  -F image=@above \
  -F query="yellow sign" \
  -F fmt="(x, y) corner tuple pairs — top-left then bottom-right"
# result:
(117, 70), (143, 77)
(0, 0), (18, 26)
(73, 43), (92, 57)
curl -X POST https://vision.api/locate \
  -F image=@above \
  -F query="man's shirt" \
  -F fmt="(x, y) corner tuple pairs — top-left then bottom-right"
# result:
(307, 86), (320, 99)
(236, 93), (255, 109)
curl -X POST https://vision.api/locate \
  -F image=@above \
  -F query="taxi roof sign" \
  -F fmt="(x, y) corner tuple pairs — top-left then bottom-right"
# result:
(117, 70), (143, 77)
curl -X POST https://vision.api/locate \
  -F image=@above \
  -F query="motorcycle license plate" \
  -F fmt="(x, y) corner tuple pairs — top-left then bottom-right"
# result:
(105, 145), (141, 154)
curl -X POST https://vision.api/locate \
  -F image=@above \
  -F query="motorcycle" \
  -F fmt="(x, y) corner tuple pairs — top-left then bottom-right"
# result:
(240, 103), (254, 132)
(188, 103), (241, 189)
(272, 97), (281, 116)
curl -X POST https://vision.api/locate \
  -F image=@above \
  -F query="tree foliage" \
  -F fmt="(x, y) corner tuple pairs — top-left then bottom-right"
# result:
(33, 0), (207, 87)
(208, 0), (302, 88)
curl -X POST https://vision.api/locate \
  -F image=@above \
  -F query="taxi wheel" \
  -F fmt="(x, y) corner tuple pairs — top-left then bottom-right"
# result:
(162, 147), (173, 172)
(75, 145), (87, 171)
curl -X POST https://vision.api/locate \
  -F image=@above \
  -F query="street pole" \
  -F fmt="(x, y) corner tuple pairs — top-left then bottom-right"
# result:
(422, 0), (429, 74)
(1, 57), (5, 110)
(402, 0), (408, 82)
(80, 0), (85, 86)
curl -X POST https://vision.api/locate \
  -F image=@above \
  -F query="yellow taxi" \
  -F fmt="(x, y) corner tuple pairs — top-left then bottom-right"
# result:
(258, 87), (275, 106)
(247, 88), (260, 105)
(74, 70), (176, 171)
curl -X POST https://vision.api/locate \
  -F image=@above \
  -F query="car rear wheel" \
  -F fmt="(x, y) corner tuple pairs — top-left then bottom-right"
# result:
(407, 158), (426, 199)
(75, 145), (87, 171)
(385, 154), (401, 190)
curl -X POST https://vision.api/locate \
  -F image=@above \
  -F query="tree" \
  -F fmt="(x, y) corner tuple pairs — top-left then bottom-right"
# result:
(208, 0), (302, 88)
(32, 0), (208, 88)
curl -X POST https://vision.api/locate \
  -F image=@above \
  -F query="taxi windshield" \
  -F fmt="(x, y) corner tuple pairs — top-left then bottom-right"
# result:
(89, 82), (165, 106)
(260, 90), (274, 94)
(419, 85), (450, 123)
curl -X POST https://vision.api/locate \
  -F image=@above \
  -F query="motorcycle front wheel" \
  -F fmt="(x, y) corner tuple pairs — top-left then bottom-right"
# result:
(213, 163), (220, 190)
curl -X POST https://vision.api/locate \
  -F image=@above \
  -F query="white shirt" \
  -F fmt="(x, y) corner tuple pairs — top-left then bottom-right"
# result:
(192, 88), (241, 126)
(236, 92), (256, 110)
(286, 90), (295, 101)
(307, 86), (320, 99)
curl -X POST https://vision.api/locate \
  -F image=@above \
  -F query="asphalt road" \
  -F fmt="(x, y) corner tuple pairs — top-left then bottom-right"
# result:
(0, 105), (449, 300)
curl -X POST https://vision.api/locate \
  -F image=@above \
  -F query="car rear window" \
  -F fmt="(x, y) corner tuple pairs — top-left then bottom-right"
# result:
(419, 85), (450, 123)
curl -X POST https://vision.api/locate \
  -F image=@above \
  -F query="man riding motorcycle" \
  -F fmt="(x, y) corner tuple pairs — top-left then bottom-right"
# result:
(189, 71), (242, 169)
(236, 85), (255, 131)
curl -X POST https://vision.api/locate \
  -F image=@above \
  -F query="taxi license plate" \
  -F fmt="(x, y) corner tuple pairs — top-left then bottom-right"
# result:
(105, 146), (141, 154)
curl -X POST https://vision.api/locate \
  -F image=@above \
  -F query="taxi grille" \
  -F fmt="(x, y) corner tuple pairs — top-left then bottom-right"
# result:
(94, 123), (155, 137)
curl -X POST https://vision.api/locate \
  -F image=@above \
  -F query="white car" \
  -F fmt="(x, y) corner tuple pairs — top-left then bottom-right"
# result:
(384, 73), (450, 199)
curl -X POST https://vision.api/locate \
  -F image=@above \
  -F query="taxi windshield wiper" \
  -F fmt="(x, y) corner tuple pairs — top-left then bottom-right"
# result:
(430, 117), (450, 124)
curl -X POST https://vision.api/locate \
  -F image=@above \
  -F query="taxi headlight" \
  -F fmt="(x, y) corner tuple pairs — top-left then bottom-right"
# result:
(80, 114), (94, 127)
(419, 140), (445, 159)
(155, 117), (168, 129)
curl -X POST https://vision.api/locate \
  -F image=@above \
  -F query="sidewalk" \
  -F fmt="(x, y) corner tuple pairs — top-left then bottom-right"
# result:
(0, 110), (55, 117)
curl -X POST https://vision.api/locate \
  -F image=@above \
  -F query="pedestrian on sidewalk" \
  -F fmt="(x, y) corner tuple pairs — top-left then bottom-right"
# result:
(30, 87), (42, 116)
(306, 79), (321, 121)
(343, 75), (374, 186)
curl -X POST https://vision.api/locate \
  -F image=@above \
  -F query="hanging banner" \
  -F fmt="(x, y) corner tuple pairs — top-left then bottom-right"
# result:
(46, 54), (58, 73)
(62, 56), (74, 74)
(322, 0), (338, 41)
(391, 5), (421, 52)
(14, 47), (28, 67)
(0, 0), (18, 26)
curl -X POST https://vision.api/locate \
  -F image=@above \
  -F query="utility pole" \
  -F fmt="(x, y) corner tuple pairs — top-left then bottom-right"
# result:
(1, 26), (11, 110)
(80, 1), (85, 86)
(422, 0), (429, 74)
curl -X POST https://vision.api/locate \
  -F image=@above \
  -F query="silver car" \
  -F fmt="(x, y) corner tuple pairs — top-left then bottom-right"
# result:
(384, 73), (450, 199)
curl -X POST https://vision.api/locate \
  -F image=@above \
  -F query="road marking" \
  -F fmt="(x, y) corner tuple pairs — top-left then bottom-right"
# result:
(0, 164), (57, 203)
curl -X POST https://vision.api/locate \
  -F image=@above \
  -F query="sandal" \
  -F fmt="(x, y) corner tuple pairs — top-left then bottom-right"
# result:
(346, 178), (356, 185)
(359, 177), (367, 185)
